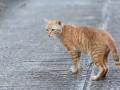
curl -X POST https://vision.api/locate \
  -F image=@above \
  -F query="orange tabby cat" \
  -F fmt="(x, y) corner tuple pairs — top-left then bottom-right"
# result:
(45, 19), (120, 80)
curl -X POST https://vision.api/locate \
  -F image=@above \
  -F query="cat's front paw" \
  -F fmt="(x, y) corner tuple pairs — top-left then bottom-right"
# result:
(91, 75), (100, 81)
(70, 64), (78, 74)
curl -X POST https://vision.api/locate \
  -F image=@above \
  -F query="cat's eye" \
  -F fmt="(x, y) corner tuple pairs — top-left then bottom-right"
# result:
(51, 29), (55, 31)
(46, 29), (49, 31)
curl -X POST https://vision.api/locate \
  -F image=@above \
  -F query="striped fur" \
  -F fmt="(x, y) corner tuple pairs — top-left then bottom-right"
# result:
(45, 20), (120, 80)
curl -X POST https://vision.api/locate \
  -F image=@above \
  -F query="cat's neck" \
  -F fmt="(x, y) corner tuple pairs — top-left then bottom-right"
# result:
(57, 23), (79, 39)
(55, 24), (64, 39)
(62, 23), (77, 33)
(63, 23), (77, 30)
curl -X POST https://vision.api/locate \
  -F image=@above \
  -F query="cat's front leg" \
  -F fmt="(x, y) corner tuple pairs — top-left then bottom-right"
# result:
(70, 63), (78, 74)
(69, 50), (81, 74)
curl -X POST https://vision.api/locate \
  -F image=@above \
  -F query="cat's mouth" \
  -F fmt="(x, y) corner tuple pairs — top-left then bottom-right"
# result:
(48, 33), (54, 37)
(48, 32), (55, 37)
(48, 34), (53, 37)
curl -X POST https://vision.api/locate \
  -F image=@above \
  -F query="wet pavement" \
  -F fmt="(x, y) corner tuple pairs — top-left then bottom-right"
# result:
(0, 0), (120, 90)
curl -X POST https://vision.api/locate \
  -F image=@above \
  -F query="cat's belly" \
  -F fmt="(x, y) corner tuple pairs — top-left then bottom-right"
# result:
(76, 42), (91, 53)
(76, 46), (89, 53)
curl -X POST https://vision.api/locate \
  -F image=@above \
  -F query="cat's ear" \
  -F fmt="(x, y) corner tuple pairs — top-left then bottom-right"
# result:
(57, 20), (62, 25)
(57, 20), (64, 28)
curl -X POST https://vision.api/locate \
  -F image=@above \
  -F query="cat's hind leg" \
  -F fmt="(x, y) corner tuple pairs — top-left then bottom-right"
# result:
(102, 48), (110, 78)
(91, 60), (106, 80)
(91, 48), (109, 80)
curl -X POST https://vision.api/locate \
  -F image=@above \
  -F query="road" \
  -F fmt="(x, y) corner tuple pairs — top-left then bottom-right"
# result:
(0, 0), (120, 90)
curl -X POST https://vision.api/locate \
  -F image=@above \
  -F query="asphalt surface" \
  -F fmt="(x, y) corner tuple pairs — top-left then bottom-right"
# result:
(0, 0), (120, 90)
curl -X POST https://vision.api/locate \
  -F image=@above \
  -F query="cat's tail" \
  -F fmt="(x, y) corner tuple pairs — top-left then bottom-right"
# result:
(108, 39), (120, 66)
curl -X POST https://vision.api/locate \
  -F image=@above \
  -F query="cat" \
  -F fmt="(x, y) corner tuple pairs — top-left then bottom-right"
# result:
(44, 19), (120, 80)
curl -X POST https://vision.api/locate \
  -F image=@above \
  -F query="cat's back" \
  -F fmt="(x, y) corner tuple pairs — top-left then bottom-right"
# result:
(62, 24), (113, 41)
(78, 26), (105, 34)
(78, 26), (112, 39)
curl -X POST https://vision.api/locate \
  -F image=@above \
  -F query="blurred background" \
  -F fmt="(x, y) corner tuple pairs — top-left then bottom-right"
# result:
(0, 0), (120, 90)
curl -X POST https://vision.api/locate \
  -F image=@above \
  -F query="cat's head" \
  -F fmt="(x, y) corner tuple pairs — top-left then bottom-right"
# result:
(44, 19), (63, 37)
